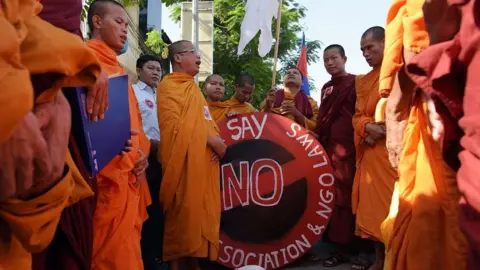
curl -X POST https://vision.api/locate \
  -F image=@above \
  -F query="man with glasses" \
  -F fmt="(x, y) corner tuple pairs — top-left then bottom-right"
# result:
(157, 40), (226, 270)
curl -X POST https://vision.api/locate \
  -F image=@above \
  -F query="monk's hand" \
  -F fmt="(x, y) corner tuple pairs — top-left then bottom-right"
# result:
(226, 111), (240, 118)
(0, 113), (51, 202)
(207, 136), (227, 163)
(425, 93), (445, 146)
(264, 87), (276, 112)
(365, 123), (386, 141)
(362, 135), (376, 147)
(281, 103), (301, 116)
(87, 71), (109, 121)
(133, 149), (148, 186)
(29, 92), (71, 198)
(121, 129), (139, 155)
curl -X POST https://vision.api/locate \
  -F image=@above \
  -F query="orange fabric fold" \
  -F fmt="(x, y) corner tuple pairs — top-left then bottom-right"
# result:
(379, 0), (429, 97)
(382, 93), (467, 270)
(1, 1), (100, 269)
(263, 91), (319, 130)
(352, 68), (396, 241)
(207, 96), (257, 122)
(86, 39), (151, 270)
(157, 73), (221, 261)
(0, 168), (76, 270)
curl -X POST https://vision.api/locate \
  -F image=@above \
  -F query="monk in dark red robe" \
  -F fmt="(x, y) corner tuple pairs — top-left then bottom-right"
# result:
(406, 0), (479, 268)
(315, 44), (368, 268)
(32, 1), (108, 269)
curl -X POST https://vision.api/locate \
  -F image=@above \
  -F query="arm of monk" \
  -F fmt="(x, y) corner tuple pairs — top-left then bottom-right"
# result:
(352, 76), (374, 143)
(0, 167), (74, 253)
(305, 97), (319, 131)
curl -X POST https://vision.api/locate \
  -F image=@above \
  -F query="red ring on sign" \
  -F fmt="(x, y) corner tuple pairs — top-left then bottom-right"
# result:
(216, 112), (335, 270)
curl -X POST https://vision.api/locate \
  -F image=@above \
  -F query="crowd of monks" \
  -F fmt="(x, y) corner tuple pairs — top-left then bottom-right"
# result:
(0, 0), (478, 270)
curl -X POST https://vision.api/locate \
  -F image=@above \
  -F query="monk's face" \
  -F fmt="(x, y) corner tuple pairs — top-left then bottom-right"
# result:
(92, 3), (128, 51)
(204, 75), (225, 102)
(137, 60), (162, 88)
(283, 68), (303, 88)
(360, 33), (384, 68)
(234, 83), (255, 103)
(173, 42), (201, 76)
(323, 48), (347, 77)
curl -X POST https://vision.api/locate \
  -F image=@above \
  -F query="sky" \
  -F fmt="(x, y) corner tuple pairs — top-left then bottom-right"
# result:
(161, 0), (391, 102)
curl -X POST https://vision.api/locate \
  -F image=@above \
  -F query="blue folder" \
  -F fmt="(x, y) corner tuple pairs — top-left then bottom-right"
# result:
(64, 75), (131, 176)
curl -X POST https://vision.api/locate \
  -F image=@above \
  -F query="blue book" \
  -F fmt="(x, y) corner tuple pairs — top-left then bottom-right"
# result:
(64, 75), (131, 176)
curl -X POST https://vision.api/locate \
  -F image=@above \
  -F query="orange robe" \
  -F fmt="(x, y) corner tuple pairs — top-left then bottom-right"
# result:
(380, 1), (467, 269)
(157, 73), (220, 261)
(86, 39), (152, 270)
(351, 68), (396, 241)
(208, 96), (257, 122)
(0, 1), (100, 269)
(264, 91), (318, 130)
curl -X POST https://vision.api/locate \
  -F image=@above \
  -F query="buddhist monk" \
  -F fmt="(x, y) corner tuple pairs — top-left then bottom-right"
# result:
(29, 1), (112, 269)
(204, 74), (227, 121)
(207, 73), (257, 122)
(379, 0), (467, 269)
(85, 1), (152, 269)
(157, 40), (227, 270)
(404, 0), (477, 268)
(0, 0), (103, 269)
(315, 45), (365, 268)
(352, 26), (396, 270)
(263, 67), (318, 131)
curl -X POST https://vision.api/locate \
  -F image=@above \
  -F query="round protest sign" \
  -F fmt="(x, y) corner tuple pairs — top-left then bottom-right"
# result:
(216, 112), (335, 270)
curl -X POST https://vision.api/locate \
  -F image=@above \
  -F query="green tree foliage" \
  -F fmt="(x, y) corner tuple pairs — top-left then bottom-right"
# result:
(162, 0), (322, 108)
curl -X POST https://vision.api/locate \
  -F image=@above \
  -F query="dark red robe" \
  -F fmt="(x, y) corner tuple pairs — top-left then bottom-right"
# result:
(315, 74), (357, 246)
(406, 0), (480, 268)
(32, 1), (96, 270)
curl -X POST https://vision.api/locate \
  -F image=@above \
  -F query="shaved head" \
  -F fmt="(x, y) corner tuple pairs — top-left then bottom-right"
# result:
(87, 0), (125, 32)
(168, 40), (193, 63)
(361, 26), (385, 41)
(168, 40), (201, 76)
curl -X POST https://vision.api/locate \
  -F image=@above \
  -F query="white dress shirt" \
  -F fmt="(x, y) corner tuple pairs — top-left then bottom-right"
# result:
(133, 80), (160, 141)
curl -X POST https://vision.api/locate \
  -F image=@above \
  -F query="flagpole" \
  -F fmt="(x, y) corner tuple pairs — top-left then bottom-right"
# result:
(271, 0), (283, 88)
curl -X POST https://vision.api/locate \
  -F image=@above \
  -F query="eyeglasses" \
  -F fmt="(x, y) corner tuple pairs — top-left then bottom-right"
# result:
(176, 49), (201, 57)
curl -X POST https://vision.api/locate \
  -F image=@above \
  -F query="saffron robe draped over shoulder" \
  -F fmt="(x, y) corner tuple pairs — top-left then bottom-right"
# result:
(86, 39), (152, 270)
(351, 68), (396, 241)
(405, 0), (478, 268)
(157, 73), (221, 261)
(208, 96), (257, 122)
(264, 90), (319, 131)
(379, 0), (429, 97)
(380, 1), (467, 269)
(32, 1), (102, 269)
(315, 74), (357, 245)
(0, 1), (100, 269)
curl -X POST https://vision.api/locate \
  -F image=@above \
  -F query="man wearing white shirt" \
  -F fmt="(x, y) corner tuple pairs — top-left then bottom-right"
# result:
(133, 54), (166, 270)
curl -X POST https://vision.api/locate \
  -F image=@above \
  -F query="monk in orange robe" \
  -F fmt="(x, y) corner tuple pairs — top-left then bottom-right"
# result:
(263, 67), (318, 131)
(405, 0), (478, 268)
(352, 26), (396, 270)
(380, 0), (467, 269)
(85, 1), (152, 269)
(207, 73), (257, 122)
(32, 1), (110, 269)
(0, 0), (102, 269)
(157, 40), (227, 270)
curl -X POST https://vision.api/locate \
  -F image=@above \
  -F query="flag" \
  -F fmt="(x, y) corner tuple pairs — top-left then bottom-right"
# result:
(237, 0), (279, 57)
(296, 32), (310, 95)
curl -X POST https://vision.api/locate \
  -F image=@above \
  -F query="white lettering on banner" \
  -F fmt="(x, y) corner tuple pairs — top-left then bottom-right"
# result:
(227, 114), (268, 141)
(221, 159), (284, 210)
(219, 234), (312, 269)
(285, 123), (329, 169)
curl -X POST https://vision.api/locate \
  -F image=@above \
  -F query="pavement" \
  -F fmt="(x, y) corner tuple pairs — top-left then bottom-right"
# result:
(154, 241), (374, 270)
